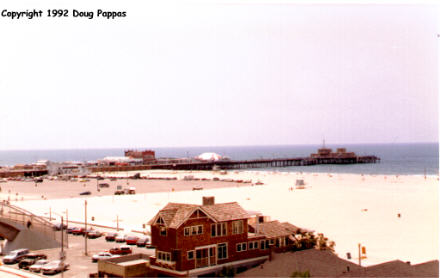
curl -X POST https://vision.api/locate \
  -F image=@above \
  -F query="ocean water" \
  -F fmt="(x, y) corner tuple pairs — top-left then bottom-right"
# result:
(0, 143), (438, 175)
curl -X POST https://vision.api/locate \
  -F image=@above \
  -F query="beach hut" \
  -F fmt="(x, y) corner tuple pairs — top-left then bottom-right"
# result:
(295, 179), (306, 189)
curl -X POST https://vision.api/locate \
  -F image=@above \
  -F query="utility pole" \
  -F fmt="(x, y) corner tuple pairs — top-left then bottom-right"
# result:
(358, 243), (361, 266)
(61, 215), (64, 278)
(84, 200), (88, 256)
(65, 209), (69, 248)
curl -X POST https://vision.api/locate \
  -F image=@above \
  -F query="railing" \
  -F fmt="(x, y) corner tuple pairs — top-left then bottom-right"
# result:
(0, 201), (67, 247)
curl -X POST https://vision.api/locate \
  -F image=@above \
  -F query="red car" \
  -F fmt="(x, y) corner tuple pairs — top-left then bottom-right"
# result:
(109, 246), (132, 255)
(125, 236), (139, 245)
(71, 227), (85, 235)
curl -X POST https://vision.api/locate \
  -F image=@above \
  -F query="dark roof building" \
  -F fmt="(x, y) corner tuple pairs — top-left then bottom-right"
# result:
(148, 197), (270, 277)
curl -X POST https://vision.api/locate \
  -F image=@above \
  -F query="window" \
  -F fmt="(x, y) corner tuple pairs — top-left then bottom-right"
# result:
(160, 226), (167, 236)
(260, 240), (266, 250)
(276, 237), (286, 247)
(191, 226), (197, 235)
(218, 243), (227, 260)
(187, 251), (194, 260)
(184, 225), (203, 236)
(249, 241), (258, 250)
(232, 220), (244, 234)
(236, 242), (247, 252)
(157, 251), (171, 262)
(211, 223), (227, 237)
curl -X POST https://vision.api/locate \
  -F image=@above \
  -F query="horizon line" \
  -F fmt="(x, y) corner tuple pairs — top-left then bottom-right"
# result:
(0, 141), (438, 152)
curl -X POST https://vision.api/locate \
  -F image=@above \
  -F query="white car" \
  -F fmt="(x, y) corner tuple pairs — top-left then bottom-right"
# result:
(92, 252), (119, 263)
(115, 234), (127, 243)
(2, 248), (29, 264)
(41, 260), (69, 275)
(29, 259), (49, 272)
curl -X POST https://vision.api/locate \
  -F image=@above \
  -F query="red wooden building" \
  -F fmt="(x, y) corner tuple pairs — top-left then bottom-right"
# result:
(148, 197), (271, 276)
(124, 149), (156, 164)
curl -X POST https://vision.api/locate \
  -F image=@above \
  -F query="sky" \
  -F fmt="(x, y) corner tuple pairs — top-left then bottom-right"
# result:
(0, 1), (438, 150)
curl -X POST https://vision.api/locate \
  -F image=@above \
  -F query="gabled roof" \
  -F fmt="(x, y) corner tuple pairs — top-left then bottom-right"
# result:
(202, 202), (250, 222)
(250, 220), (296, 238)
(148, 201), (250, 229)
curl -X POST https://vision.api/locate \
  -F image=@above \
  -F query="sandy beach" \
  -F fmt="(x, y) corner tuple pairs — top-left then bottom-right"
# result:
(3, 170), (438, 267)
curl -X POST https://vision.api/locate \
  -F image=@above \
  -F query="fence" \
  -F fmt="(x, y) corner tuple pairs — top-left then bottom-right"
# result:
(0, 201), (67, 247)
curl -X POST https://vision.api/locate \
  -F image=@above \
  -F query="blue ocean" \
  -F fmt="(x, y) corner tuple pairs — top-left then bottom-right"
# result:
(0, 143), (438, 176)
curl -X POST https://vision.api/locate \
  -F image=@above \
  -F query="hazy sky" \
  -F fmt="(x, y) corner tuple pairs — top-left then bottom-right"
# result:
(0, 1), (438, 150)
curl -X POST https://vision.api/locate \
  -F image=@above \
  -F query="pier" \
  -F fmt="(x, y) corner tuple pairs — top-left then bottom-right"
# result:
(90, 155), (380, 172)
(0, 146), (381, 177)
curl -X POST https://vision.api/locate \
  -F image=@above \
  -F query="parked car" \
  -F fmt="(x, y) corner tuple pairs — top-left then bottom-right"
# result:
(79, 191), (91, 195)
(67, 227), (77, 234)
(125, 236), (139, 245)
(71, 227), (85, 235)
(53, 223), (68, 231)
(18, 253), (47, 269)
(124, 187), (136, 194)
(115, 234), (127, 243)
(146, 244), (155, 249)
(109, 245), (132, 255)
(105, 232), (118, 242)
(87, 230), (102, 239)
(136, 237), (150, 247)
(99, 183), (110, 188)
(34, 178), (43, 183)
(114, 185), (124, 195)
(2, 248), (29, 264)
(91, 252), (119, 263)
(29, 259), (49, 272)
(42, 260), (69, 275)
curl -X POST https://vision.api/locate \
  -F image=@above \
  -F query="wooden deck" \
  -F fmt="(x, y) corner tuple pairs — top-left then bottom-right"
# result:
(91, 155), (380, 172)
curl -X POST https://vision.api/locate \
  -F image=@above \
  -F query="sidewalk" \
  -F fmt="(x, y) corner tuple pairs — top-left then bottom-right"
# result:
(0, 266), (42, 278)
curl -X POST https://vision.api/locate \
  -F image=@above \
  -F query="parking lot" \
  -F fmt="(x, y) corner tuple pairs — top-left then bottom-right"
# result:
(1, 229), (155, 278)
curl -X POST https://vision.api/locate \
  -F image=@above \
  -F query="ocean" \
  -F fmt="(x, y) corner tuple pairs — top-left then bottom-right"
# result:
(0, 143), (438, 176)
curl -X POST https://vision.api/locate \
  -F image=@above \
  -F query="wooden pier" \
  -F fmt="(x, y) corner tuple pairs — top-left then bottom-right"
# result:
(90, 155), (380, 172)
(148, 155), (380, 170)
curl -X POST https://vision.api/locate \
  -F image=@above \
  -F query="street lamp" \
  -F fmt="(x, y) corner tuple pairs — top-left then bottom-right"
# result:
(52, 211), (67, 278)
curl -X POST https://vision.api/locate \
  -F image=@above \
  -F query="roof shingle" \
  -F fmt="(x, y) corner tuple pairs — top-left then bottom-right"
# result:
(149, 201), (250, 229)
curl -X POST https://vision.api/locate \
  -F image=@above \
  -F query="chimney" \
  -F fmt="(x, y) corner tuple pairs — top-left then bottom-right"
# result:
(202, 196), (215, 206)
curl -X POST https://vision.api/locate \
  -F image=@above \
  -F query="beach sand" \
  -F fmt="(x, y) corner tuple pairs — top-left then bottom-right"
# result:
(4, 170), (438, 267)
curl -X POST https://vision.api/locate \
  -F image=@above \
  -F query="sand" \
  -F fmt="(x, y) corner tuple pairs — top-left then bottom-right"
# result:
(3, 170), (438, 267)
